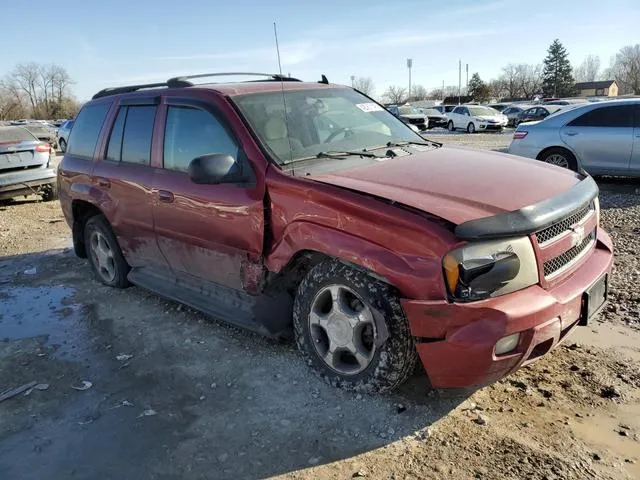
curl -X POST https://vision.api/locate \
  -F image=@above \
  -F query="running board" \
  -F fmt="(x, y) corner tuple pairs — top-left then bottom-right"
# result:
(127, 267), (290, 338)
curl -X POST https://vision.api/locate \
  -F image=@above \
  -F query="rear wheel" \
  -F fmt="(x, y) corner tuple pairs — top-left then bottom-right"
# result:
(84, 215), (130, 288)
(41, 183), (58, 202)
(447, 120), (455, 132)
(293, 260), (417, 393)
(538, 147), (577, 171)
(467, 122), (476, 134)
(58, 138), (67, 153)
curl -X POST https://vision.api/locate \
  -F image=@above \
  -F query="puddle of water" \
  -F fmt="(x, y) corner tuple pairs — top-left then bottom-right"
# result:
(0, 285), (91, 360)
(572, 322), (640, 362)
(571, 401), (640, 478)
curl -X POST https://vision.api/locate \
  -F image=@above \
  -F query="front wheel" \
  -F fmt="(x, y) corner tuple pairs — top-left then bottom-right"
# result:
(447, 120), (455, 132)
(467, 122), (476, 134)
(293, 260), (417, 393)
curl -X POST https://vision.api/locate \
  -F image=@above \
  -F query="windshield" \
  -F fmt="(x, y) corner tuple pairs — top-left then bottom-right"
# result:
(233, 87), (423, 164)
(0, 126), (37, 142)
(422, 108), (440, 115)
(468, 106), (499, 116)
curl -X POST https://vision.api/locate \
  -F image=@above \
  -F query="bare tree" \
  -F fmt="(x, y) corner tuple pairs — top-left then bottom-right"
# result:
(498, 63), (542, 99)
(488, 79), (507, 100)
(0, 85), (27, 120)
(2, 63), (76, 118)
(409, 84), (428, 101)
(352, 77), (375, 96)
(383, 85), (407, 104)
(606, 44), (640, 94)
(574, 55), (601, 83)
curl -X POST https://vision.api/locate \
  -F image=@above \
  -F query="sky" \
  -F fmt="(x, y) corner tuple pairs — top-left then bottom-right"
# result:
(2, 0), (639, 101)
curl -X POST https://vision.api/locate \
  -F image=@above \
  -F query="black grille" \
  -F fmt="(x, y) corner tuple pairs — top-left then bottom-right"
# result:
(536, 204), (593, 244)
(543, 230), (595, 277)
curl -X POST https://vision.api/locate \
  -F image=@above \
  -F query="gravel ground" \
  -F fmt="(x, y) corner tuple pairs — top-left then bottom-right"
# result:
(1, 149), (639, 479)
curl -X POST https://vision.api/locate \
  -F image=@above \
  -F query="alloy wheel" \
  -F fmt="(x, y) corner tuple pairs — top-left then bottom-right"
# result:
(89, 231), (116, 283)
(308, 284), (377, 375)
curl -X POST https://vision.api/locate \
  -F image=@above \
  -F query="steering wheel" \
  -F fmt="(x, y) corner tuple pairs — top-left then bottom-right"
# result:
(324, 127), (354, 144)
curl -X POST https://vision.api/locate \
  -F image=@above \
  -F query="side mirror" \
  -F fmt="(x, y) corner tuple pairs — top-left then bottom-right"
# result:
(188, 154), (243, 185)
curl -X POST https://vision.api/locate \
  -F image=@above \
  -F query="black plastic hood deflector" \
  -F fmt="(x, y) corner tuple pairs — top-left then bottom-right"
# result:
(455, 175), (599, 240)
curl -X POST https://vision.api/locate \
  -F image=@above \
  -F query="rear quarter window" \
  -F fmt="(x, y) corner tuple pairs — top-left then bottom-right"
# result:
(67, 103), (111, 158)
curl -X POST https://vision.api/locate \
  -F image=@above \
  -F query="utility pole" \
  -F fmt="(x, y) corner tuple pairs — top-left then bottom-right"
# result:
(350, 75), (355, 87)
(458, 59), (462, 105)
(442, 80), (445, 100)
(466, 64), (469, 94)
(407, 58), (412, 101)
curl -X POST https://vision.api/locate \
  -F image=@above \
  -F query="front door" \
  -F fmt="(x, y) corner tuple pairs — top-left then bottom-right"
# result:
(151, 97), (265, 292)
(561, 104), (635, 175)
(92, 100), (164, 268)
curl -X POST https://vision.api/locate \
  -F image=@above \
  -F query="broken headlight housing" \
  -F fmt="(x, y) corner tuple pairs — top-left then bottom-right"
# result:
(443, 237), (539, 301)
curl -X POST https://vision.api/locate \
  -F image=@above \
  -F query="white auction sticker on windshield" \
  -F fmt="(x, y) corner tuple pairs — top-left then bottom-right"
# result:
(356, 103), (384, 112)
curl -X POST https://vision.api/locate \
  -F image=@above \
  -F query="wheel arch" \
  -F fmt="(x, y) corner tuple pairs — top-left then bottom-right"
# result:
(265, 222), (440, 300)
(536, 145), (580, 170)
(71, 199), (104, 258)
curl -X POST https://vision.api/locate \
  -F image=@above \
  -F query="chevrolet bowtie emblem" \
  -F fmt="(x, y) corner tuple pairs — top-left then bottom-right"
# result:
(570, 225), (586, 248)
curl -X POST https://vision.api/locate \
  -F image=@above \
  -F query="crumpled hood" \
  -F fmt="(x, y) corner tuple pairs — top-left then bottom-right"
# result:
(310, 147), (581, 225)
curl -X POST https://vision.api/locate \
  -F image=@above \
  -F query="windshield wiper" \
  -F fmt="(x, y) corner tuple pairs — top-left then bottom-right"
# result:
(386, 139), (442, 148)
(315, 150), (379, 159)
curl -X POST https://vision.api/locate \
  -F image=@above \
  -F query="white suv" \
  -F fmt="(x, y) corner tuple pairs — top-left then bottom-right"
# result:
(447, 105), (508, 133)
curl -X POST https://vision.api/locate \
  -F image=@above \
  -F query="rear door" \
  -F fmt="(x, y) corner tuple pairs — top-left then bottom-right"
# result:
(151, 96), (264, 291)
(91, 100), (165, 268)
(631, 104), (640, 175)
(561, 104), (634, 175)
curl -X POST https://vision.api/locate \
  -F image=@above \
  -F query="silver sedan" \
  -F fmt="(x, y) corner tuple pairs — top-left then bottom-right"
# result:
(507, 99), (640, 176)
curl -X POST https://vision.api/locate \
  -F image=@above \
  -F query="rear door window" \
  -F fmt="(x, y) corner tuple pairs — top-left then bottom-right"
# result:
(568, 105), (634, 127)
(67, 103), (110, 158)
(105, 105), (157, 165)
(163, 106), (238, 173)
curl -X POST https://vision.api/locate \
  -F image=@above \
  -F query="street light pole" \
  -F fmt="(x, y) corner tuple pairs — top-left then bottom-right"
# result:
(350, 75), (355, 87)
(407, 58), (412, 102)
(458, 59), (462, 105)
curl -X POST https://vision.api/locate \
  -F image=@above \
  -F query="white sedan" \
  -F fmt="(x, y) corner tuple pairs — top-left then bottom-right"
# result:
(447, 105), (508, 133)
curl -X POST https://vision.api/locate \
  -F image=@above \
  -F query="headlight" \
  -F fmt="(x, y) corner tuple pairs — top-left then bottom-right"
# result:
(408, 124), (420, 132)
(443, 236), (539, 301)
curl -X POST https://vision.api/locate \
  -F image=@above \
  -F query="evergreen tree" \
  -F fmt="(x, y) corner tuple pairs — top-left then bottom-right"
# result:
(468, 73), (491, 102)
(542, 39), (575, 97)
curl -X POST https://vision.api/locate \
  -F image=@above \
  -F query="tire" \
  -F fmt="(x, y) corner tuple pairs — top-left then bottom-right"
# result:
(447, 120), (455, 132)
(59, 138), (66, 153)
(41, 183), (58, 202)
(467, 122), (476, 134)
(84, 215), (130, 288)
(538, 147), (577, 171)
(293, 259), (417, 393)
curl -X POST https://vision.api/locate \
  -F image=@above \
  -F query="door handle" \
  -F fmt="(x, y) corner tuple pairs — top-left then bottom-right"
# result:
(158, 190), (174, 203)
(565, 131), (579, 136)
(96, 177), (110, 188)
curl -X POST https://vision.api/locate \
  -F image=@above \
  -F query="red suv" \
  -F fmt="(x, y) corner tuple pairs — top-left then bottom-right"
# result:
(58, 73), (613, 392)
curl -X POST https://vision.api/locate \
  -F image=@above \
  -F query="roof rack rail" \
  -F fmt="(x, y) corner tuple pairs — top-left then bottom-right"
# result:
(92, 72), (302, 100)
(92, 82), (168, 100)
(166, 72), (301, 87)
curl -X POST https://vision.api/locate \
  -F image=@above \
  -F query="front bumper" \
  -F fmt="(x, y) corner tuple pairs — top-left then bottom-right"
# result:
(401, 229), (613, 388)
(0, 167), (56, 199)
(477, 122), (504, 131)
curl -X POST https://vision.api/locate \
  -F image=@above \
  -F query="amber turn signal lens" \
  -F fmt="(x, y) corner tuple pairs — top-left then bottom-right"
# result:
(443, 254), (460, 294)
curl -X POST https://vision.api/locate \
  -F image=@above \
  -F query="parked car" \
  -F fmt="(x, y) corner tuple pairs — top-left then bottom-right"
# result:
(0, 126), (57, 201)
(508, 99), (640, 175)
(23, 122), (58, 148)
(56, 120), (74, 152)
(447, 105), (508, 133)
(544, 98), (589, 106)
(433, 105), (457, 115)
(502, 104), (534, 127)
(515, 105), (563, 126)
(487, 103), (511, 112)
(387, 105), (428, 131)
(418, 108), (448, 129)
(58, 73), (612, 393)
